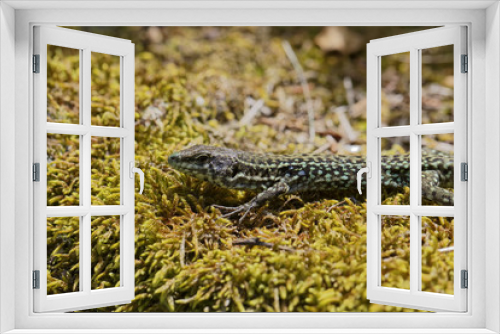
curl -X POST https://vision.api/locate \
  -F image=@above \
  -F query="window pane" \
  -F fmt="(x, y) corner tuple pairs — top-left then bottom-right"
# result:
(421, 134), (454, 206)
(91, 137), (121, 205)
(381, 215), (410, 290)
(47, 134), (80, 206)
(421, 45), (454, 124)
(91, 215), (121, 290)
(47, 216), (80, 295)
(47, 45), (80, 124)
(421, 216), (454, 295)
(380, 52), (410, 127)
(381, 137), (410, 205)
(91, 52), (121, 127)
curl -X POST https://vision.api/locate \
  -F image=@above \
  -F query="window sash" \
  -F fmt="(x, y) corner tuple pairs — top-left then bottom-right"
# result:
(32, 26), (136, 313)
(366, 26), (467, 312)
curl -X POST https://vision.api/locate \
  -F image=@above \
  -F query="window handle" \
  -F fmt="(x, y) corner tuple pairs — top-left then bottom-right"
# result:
(129, 162), (145, 194)
(357, 162), (371, 195)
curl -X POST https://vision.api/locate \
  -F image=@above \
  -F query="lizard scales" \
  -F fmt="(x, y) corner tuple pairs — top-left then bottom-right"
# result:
(168, 145), (454, 220)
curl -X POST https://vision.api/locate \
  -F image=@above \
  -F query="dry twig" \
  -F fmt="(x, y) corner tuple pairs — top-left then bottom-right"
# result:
(282, 40), (315, 143)
(438, 246), (454, 253)
(332, 105), (358, 144)
(343, 76), (356, 110)
(233, 237), (295, 252)
(312, 135), (336, 154)
(239, 99), (265, 127)
(326, 199), (347, 213)
(180, 231), (186, 267)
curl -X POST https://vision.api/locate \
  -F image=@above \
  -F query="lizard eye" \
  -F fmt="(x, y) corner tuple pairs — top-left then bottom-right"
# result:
(196, 155), (209, 163)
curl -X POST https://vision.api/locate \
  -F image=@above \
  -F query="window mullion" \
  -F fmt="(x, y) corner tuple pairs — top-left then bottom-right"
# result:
(122, 51), (135, 294)
(45, 123), (129, 138)
(46, 123), (87, 135)
(409, 47), (421, 295)
(90, 126), (128, 138)
(82, 47), (91, 211)
(81, 47), (92, 294)
(413, 123), (454, 135)
(365, 45), (380, 296)
(81, 214), (91, 293)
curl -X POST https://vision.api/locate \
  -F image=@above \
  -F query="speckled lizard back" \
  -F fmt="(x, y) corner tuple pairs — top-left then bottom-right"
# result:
(168, 145), (454, 221)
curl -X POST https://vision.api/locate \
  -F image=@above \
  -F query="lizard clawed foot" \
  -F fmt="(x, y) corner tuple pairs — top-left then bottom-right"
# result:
(212, 204), (255, 223)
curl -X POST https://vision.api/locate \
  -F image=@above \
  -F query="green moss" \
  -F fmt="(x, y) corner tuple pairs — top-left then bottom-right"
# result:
(46, 27), (453, 312)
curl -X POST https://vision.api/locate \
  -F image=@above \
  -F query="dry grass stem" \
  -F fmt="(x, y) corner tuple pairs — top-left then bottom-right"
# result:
(180, 231), (186, 267)
(239, 99), (265, 127)
(438, 246), (454, 253)
(282, 40), (316, 143)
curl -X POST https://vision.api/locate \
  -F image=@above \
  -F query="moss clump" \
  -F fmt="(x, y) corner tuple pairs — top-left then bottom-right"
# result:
(91, 216), (121, 290)
(47, 216), (80, 294)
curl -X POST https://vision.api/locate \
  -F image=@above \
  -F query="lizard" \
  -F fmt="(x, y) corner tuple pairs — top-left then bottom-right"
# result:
(168, 145), (454, 222)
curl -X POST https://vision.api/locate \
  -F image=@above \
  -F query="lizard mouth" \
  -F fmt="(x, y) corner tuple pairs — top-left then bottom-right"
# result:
(168, 152), (193, 173)
(167, 152), (180, 167)
(168, 152), (210, 180)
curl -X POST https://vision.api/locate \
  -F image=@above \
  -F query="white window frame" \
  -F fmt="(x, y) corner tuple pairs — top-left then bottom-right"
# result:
(0, 1), (499, 333)
(33, 26), (136, 312)
(366, 26), (467, 312)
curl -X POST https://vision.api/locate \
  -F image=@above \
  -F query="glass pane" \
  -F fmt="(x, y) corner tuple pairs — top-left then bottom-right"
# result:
(381, 215), (410, 290)
(381, 137), (410, 205)
(421, 134), (454, 206)
(91, 52), (121, 127)
(421, 45), (454, 124)
(47, 216), (80, 295)
(381, 52), (410, 127)
(421, 216), (454, 295)
(91, 137), (121, 205)
(47, 45), (80, 124)
(47, 134), (80, 206)
(91, 216), (121, 290)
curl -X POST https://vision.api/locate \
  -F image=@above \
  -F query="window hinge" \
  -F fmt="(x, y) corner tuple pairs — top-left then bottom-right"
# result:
(461, 54), (468, 73)
(461, 270), (468, 289)
(461, 162), (468, 181)
(33, 163), (40, 182)
(33, 270), (40, 289)
(33, 54), (40, 73)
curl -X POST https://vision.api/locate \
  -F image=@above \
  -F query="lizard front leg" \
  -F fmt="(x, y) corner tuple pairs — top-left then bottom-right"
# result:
(213, 181), (290, 223)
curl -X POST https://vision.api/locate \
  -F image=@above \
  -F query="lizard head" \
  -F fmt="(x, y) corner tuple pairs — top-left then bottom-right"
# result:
(168, 145), (239, 185)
